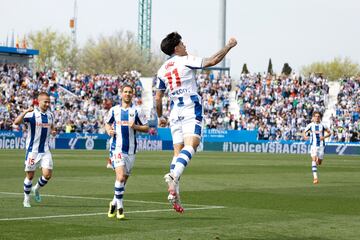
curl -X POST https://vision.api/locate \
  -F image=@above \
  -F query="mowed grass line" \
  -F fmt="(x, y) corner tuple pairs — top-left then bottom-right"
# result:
(0, 149), (359, 240)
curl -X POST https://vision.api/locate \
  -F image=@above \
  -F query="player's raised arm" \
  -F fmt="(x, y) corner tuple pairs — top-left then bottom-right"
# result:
(14, 107), (34, 125)
(202, 37), (237, 68)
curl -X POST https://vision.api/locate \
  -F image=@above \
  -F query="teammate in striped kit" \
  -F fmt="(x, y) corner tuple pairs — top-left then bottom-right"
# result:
(303, 111), (331, 184)
(14, 92), (56, 208)
(155, 32), (237, 212)
(105, 85), (149, 220)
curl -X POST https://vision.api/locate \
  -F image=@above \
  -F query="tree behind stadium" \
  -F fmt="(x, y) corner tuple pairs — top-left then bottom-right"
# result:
(28, 29), (163, 77)
(28, 28), (78, 71)
(301, 57), (360, 80)
(79, 31), (163, 76)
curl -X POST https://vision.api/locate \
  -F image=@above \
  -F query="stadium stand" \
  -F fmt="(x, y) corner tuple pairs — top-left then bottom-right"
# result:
(329, 77), (360, 142)
(1, 62), (358, 142)
(235, 73), (330, 141)
(0, 64), (144, 133)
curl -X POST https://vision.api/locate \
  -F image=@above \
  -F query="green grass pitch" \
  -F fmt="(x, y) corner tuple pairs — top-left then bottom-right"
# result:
(0, 149), (359, 240)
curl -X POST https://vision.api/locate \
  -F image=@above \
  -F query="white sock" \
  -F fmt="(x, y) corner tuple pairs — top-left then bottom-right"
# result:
(114, 180), (125, 209)
(170, 156), (177, 174)
(23, 177), (32, 198)
(34, 176), (49, 191)
(312, 161), (318, 179)
(173, 146), (195, 179)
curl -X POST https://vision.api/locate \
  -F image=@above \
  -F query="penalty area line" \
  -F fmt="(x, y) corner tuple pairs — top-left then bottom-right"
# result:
(0, 206), (225, 221)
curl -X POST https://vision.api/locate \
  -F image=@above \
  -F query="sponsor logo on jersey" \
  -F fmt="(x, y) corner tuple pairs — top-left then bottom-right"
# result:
(36, 123), (51, 128)
(116, 121), (129, 126)
(171, 88), (190, 95)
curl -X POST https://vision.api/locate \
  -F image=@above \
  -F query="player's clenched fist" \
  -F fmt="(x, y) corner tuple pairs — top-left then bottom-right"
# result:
(227, 38), (237, 48)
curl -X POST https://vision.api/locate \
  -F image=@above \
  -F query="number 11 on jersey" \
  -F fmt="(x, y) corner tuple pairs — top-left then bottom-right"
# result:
(165, 68), (181, 90)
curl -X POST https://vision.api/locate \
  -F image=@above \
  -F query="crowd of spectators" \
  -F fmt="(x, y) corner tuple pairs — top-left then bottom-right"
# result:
(235, 73), (329, 141)
(0, 64), (143, 133)
(2, 63), (359, 142)
(329, 77), (360, 142)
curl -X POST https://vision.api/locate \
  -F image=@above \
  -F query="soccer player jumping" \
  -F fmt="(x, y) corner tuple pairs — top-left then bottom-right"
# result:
(155, 32), (237, 212)
(303, 111), (331, 184)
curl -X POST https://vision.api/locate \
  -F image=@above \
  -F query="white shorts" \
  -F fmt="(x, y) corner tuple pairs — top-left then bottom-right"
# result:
(169, 97), (203, 144)
(24, 151), (53, 172)
(110, 151), (135, 176)
(310, 146), (324, 159)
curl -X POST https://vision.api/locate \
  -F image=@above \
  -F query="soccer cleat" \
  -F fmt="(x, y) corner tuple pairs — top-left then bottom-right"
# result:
(108, 202), (116, 218)
(164, 173), (177, 195)
(173, 202), (184, 213)
(116, 208), (125, 220)
(313, 178), (319, 184)
(23, 199), (31, 208)
(32, 187), (41, 203)
(168, 193), (184, 213)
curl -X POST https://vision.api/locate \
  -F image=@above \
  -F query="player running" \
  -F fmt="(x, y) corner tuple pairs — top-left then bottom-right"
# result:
(14, 92), (56, 208)
(303, 111), (331, 184)
(105, 84), (149, 220)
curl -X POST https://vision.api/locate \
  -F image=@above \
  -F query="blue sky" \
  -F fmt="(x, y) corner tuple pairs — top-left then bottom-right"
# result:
(1, 0), (359, 77)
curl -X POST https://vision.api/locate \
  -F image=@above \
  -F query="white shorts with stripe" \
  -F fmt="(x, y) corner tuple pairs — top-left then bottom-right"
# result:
(169, 95), (203, 144)
(310, 146), (324, 159)
(110, 151), (135, 176)
(24, 151), (53, 172)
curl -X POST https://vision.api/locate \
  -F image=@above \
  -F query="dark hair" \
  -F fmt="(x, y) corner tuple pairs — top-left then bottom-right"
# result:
(160, 32), (182, 56)
(122, 84), (134, 93)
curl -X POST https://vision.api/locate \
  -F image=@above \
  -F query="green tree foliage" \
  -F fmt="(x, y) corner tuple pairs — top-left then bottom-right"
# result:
(267, 58), (273, 75)
(28, 28), (77, 71)
(281, 63), (292, 75)
(79, 31), (163, 76)
(301, 57), (360, 80)
(241, 63), (249, 74)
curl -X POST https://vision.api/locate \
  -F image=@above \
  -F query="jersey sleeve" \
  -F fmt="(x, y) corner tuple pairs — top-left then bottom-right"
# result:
(184, 55), (203, 69)
(156, 74), (166, 91)
(135, 108), (148, 126)
(304, 123), (312, 133)
(23, 112), (34, 123)
(105, 108), (115, 124)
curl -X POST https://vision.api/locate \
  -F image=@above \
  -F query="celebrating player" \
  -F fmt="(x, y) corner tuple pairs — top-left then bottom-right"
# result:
(155, 32), (237, 212)
(303, 111), (331, 184)
(14, 92), (56, 208)
(105, 84), (149, 220)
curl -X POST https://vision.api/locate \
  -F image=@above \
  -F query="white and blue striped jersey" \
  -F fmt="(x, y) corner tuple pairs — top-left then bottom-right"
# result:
(304, 122), (330, 147)
(106, 105), (147, 155)
(23, 108), (54, 153)
(156, 55), (203, 107)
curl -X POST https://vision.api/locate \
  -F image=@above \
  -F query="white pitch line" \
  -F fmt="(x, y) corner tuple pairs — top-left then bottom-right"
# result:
(0, 192), (224, 208)
(0, 206), (225, 221)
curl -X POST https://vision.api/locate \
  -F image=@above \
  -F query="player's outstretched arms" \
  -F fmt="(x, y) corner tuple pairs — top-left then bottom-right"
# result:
(14, 107), (34, 125)
(203, 37), (237, 68)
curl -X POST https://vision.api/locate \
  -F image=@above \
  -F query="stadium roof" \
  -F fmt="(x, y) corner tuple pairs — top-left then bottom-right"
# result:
(0, 46), (39, 56)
